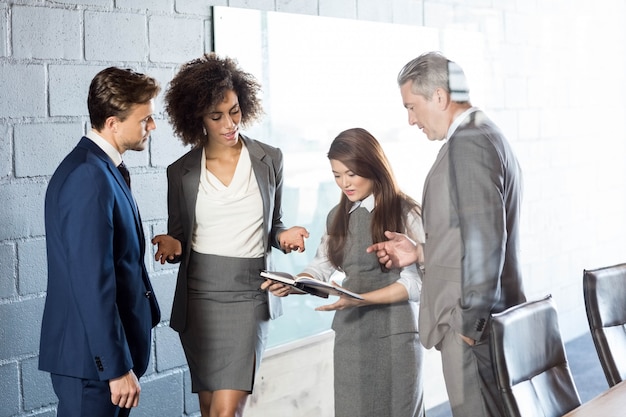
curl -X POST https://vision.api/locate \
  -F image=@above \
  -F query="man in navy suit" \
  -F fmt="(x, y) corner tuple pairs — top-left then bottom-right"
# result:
(39, 67), (161, 417)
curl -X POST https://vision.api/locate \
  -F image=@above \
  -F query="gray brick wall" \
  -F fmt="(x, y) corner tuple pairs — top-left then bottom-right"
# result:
(15, 123), (81, 177)
(0, 362), (19, 417)
(12, 6), (82, 60)
(17, 238), (46, 295)
(49, 65), (104, 117)
(85, 11), (150, 61)
(21, 357), (56, 412)
(1, 1), (625, 416)
(0, 242), (16, 298)
(148, 15), (205, 63)
(0, 124), (10, 178)
(0, 4), (7, 58)
(0, 64), (46, 118)
(0, 297), (44, 359)
(0, 182), (47, 241)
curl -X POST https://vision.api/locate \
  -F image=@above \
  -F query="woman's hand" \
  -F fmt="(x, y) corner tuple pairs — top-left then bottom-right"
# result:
(315, 281), (408, 311)
(151, 234), (182, 264)
(278, 226), (310, 253)
(315, 294), (368, 311)
(260, 279), (292, 297)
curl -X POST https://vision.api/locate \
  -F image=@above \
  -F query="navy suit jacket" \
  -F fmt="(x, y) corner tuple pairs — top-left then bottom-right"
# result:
(39, 137), (160, 381)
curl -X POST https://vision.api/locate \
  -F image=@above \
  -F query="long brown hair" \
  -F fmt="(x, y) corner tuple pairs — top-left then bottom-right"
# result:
(326, 128), (420, 270)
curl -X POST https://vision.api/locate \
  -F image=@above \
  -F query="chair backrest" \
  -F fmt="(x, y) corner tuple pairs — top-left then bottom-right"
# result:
(490, 295), (581, 417)
(583, 263), (626, 387)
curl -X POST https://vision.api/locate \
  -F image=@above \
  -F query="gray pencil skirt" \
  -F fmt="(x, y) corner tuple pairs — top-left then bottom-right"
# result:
(180, 251), (269, 393)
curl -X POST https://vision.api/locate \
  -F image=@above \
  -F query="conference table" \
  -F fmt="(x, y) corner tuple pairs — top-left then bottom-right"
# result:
(563, 380), (626, 416)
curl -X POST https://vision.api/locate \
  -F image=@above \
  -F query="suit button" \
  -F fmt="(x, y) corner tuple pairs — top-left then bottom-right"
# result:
(145, 291), (152, 298)
(475, 318), (486, 331)
(95, 356), (104, 371)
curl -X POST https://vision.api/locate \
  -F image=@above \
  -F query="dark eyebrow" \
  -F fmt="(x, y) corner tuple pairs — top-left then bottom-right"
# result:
(208, 103), (240, 115)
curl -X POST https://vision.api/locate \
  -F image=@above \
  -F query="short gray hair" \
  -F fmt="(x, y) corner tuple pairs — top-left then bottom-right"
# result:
(397, 51), (470, 103)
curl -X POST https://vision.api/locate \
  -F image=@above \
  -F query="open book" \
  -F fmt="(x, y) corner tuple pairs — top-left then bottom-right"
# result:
(260, 270), (364, 300)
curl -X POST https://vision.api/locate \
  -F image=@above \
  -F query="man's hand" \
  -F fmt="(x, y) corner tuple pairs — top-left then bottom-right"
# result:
(459, 334), (476, 346)
(109, 370), (140, 409)
(366, 231), (422, 269)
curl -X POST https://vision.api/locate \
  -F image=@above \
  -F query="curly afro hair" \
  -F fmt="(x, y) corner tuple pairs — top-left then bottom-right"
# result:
(165, 53), (264, 147)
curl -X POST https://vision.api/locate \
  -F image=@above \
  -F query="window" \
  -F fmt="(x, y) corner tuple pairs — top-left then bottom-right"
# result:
(213, 6), (484, 347)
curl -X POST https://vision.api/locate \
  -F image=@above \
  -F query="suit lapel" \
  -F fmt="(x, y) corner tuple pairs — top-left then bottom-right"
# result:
(181, 147), (203, 239)
(79, 138), (146, 253)
(106, 160), (145, 252)
(423, 141), (450, 209)
(423, 109), (480, 202)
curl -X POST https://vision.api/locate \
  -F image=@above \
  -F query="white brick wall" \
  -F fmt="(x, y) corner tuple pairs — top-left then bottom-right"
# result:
(149, 15), (205, 63)
(49, 65), (106, 117)
(1, 182), (47, 241)
(85, 11), (149, 61)
(16, 238), (47, 295)
(0, 5), (7, 58)
(319, 0), (357, 19)
(12, 7), (82, 60)
(0, 64), (46, 118)
(14, 123), (81, 177)
(0, 123), (10, 177)
(0, 242), (16, 298)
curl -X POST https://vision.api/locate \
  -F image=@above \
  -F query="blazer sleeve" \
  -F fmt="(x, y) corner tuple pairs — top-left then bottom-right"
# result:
(165, 163), (185, 263)
(449, 129), (508, 341)
(268, 146), (288, 250)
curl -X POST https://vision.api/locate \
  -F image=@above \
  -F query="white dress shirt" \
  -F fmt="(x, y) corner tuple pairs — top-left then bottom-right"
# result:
(192, 144), (265, 258)
(86, 129), (123, 167)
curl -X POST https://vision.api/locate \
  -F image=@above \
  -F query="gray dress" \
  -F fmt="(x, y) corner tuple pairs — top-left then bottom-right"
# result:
(330, 206), (424, 417)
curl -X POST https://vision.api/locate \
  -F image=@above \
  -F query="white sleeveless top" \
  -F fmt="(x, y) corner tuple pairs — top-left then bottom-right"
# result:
(191, 143), (264, 258)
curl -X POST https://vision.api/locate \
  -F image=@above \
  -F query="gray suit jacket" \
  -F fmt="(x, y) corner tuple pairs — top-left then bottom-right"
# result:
(166, 135), (287, 332)
(419, 110), (526, 349)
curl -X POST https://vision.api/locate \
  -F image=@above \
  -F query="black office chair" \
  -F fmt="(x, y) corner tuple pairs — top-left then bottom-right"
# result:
(583, 263), (626, 387)
(490, 295), (581, 417)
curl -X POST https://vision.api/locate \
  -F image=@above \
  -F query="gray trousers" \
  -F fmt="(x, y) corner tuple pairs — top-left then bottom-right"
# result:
(439, 328), (505, 417)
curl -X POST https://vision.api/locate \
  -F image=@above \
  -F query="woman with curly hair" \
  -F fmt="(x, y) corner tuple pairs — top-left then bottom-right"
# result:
(265, 128), (425, 417)
(152, 53), (309, 417)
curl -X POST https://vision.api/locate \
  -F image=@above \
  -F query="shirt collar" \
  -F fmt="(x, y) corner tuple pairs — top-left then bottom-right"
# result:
(446, 106), (479, 140)
(86, 129), (123, 166)
(349, 193), (375, 214)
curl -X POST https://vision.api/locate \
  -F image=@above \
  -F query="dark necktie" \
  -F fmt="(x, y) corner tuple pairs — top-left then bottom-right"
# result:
(117, 161), (144, 251)
(118, 162), (131, 189)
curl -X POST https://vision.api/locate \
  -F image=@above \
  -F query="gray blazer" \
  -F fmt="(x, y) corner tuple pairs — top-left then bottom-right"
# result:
(166, 135), (287, 332)
(419, 110), (526, 349)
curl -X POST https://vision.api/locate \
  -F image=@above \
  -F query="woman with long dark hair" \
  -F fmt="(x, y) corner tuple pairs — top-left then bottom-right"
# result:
(267, 127), (425, 417)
